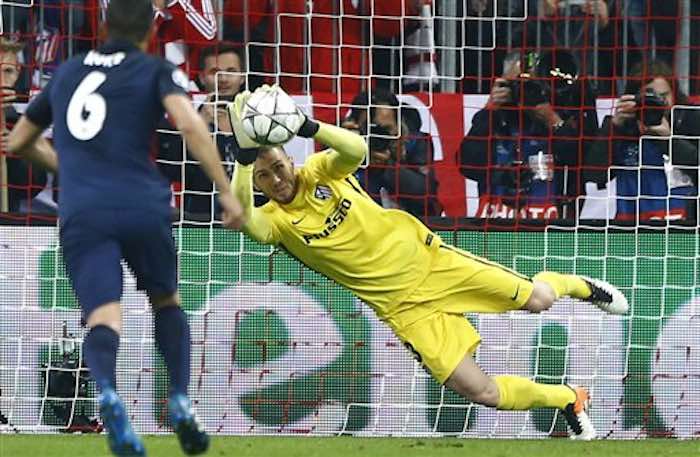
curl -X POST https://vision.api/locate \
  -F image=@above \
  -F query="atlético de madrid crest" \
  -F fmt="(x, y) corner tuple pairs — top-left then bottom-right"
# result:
(314, 184), (332, 200)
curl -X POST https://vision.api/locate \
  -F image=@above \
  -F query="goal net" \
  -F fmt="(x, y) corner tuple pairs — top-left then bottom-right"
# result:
(0, 0), (699, 439)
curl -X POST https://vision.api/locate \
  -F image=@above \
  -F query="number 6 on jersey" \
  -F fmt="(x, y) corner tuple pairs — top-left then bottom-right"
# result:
(67, 71), (107, 141)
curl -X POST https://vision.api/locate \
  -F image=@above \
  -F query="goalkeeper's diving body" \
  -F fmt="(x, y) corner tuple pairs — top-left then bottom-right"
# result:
(229, 86), (629, 441)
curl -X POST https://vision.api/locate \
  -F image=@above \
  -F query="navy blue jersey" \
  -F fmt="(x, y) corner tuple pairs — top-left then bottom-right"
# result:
(25, 40), (189, 221)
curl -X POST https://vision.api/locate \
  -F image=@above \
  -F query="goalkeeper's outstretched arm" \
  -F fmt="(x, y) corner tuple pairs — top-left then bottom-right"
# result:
(311, 122), (368, 178)
(230, 162), (277, 244)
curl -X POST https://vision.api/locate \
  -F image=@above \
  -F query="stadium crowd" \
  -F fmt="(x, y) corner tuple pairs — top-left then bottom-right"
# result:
(0, 0), (698, 223)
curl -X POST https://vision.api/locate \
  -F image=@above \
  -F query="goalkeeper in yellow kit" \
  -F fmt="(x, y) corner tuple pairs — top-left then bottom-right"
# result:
(228, 86), (629, 440)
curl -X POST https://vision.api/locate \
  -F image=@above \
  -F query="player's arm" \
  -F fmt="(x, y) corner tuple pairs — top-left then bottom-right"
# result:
(7, 117), (58, 172)
(163, 94), (232, 195)
(306, 122), (368, 179)
(230, 160), (278, 244)
(7, 84), (59, 173)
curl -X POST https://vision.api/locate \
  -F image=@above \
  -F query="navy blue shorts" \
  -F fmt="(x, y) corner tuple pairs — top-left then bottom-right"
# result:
(60, 209), (177, 321)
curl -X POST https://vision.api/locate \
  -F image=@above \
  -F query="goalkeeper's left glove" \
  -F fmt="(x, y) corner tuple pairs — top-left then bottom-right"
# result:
(263, 84), (319, 138)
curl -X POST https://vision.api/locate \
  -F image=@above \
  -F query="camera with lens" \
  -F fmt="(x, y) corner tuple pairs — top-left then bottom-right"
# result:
(501, 50), (583, 109)
(214, 93), (236, 110)
(634, 88), (667, 127)
(41, 321), (101, 433)
(504, 78), (549, 107)
(359, 121), (395, 152)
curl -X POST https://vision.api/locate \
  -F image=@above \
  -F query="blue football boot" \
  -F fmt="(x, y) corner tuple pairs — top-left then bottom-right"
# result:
(99, 388), (146, 456)
(169, 394), (210, 455)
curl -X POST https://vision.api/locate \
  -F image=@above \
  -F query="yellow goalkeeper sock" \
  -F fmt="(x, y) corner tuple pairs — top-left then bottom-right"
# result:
(532, 272), (592, 300)
(494, 375), (576, 410)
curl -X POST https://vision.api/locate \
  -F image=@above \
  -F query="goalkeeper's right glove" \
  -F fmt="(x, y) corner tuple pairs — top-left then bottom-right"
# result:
(227, 90), (260, 165)
(227, 90), (259, 151)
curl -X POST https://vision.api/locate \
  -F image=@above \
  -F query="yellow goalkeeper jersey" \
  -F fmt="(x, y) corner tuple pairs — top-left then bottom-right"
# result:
(232, 123), (442, 321)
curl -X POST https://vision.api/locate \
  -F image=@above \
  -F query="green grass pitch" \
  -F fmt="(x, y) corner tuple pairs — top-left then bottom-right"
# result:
(1, 435), (698, 457)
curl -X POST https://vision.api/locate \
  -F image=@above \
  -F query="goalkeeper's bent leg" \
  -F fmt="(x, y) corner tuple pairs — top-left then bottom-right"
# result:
(493, 375), (576, 410)
(444, 355), (575, 410)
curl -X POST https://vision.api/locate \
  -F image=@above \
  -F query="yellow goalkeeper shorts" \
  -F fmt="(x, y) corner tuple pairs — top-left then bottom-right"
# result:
(386, 244), (534, 384)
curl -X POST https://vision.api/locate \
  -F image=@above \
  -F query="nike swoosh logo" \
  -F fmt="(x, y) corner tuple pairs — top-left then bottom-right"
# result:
(510, 284), (520, 301)
(291, 216), (306, 225)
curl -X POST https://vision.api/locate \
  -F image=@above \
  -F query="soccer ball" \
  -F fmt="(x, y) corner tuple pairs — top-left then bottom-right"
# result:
(241, 87), (303, 145)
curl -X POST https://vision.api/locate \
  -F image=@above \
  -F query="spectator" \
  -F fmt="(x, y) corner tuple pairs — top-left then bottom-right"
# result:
(153, 0), (217, 76)
(159, 44), (245, 217)
(196, 44), (246, 130)
(24, 0), (90, 87)
(88, 0), (216, 77)
(626, 0), (679, 68)
(342, 89), (441, 220)
(586, 60), (699, 222)
(514, 0), (613, 93)
(0, 38), (47, 213)
(222, 0), (430, 97)
(460, 50), (599, 220)
(463, 0), (525, 94)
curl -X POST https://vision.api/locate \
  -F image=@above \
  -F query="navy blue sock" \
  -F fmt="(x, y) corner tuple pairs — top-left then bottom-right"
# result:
(83, 325), (119, 392)
(154, 306), (191, 397)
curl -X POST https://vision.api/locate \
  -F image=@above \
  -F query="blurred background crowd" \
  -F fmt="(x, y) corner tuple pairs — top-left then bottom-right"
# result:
(1, 0), (699, 224)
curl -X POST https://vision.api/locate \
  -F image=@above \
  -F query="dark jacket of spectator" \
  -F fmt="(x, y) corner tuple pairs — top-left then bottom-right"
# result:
(460, 51), (599, 220)
(343, 89), (441, 220)
(584, 60), (699, 222)
(157, 117), (237, 217)
(586, 113), (699, 222)
(357, 126), (441, 220)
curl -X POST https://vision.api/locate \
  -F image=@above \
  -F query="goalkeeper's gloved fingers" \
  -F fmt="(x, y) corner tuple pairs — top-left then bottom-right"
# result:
(257, 84), (317, 138)
(255, 83), (276, 94)
(229, 90), (251, 120)
(227, 90), (261, 150)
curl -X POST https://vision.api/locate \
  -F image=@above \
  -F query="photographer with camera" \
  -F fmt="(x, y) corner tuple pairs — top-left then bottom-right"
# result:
(586, 60), (699, 222)
(513, 0), (613, 94)
(342, 89), (441, 220)
(460, 50), (599, 220)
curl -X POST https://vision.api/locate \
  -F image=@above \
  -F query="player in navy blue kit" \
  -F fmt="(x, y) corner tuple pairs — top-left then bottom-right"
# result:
(7, 0), (245, 455)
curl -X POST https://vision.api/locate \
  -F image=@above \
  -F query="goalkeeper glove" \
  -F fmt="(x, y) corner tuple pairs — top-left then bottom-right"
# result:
(227, 89), (259, 151)
(263, 84), (319, 138)
(297, 112), (320, 138)
(227, 90), (260, 165)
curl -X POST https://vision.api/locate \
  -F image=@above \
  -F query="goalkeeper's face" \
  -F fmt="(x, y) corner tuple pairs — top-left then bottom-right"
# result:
(253, 147), (298, 204)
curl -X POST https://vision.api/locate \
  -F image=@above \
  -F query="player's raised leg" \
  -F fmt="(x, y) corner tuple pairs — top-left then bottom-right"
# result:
(444, 355), (596, 440)
(151, 295), (209, 455)
(85, 304), (146, 456)
(529, 272), (629, 315)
